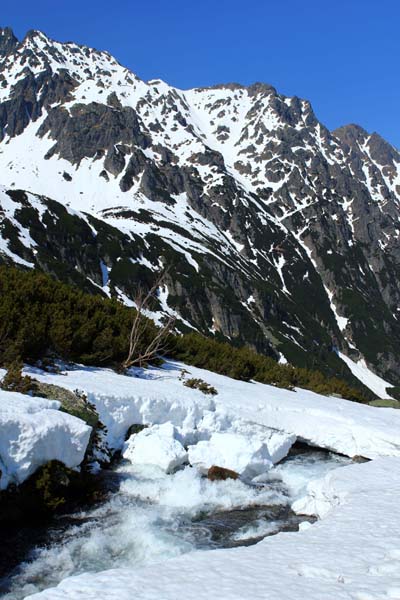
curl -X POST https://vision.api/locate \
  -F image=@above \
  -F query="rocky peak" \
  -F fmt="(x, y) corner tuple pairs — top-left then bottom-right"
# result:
(334, 123), (368, 136)
(0, 27), (129, 91)
(0, 27), (18, 59)
(247, 81), (277, 97)
(333, 125), (400, 183)
(23, 29), (50, 43)
(195, 82), (245, 92)
(333, 123), (369, 148)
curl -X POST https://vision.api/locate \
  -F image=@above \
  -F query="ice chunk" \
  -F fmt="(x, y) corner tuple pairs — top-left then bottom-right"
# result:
(123, 423), (187, 473)
(188, 432), (272, 479)
(266, 430), (297, 463)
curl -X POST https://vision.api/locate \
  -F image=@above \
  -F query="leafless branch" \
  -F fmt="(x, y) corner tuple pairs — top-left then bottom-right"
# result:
(122, 269), (176, 370)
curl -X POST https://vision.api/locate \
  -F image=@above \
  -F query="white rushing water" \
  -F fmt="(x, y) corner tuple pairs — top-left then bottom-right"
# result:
(2, 450), (351, 599)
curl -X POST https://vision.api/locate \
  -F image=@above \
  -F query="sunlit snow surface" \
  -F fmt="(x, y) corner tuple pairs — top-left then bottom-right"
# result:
(338, 351), (395, 399)
(24, 360), (400, 459)
(2, 361), (400, 599)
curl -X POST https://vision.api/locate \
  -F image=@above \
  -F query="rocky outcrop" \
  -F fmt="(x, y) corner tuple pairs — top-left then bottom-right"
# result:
(0, 27), (18, 59)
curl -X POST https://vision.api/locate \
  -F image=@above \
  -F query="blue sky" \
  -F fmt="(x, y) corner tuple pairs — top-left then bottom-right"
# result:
(2, 0), (399, 147)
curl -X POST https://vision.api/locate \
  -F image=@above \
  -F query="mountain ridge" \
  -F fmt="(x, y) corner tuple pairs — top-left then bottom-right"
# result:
(0, 26), (399, 388)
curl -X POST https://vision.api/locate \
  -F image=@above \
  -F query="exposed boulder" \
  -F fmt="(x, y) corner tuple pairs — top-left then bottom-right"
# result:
(207, 465), (239, 481)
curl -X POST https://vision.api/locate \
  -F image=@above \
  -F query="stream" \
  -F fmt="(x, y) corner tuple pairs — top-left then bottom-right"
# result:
(0, 447), (351, 599)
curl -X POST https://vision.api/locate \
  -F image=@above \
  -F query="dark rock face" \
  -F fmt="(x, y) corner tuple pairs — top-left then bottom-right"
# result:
(0, 68), (78, 141)
(0, 28), (18, 58)
(0, 28), (399, 387)
(38, 102), (149, 165)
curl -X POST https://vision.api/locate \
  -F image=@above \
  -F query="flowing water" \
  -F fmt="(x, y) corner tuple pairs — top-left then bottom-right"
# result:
(0, 448), (351, 599)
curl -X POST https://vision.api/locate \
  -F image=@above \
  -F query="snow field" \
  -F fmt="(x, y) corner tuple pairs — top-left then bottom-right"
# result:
(3, 357), (400, 494)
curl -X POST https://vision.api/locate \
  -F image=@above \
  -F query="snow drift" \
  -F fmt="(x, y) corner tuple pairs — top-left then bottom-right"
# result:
(26, 360), (400, 460)
(0, 389), (91, 490)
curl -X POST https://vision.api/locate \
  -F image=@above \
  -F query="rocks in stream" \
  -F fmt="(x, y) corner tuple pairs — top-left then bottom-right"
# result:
(351, 455), (370, 463)
(124, 423), (148, 440)
(207, 466), (239, 481)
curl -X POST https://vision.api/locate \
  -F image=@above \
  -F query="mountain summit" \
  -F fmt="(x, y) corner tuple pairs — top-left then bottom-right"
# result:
(0, 27), (399, 386)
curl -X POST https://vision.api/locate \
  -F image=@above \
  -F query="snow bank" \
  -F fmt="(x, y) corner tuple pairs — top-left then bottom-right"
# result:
(26, 361), (400, 460)
(24, 365), (216, 451)
(0, 390), (91, 489)
(123, 423), (187, 473)
(26, 457), (400, 600)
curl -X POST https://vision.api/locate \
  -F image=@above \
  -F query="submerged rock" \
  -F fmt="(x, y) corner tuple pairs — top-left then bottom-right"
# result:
(125, 423), (148, 440)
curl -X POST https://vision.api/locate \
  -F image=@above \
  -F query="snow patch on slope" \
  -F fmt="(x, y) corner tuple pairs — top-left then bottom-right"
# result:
(338, 351), (394, 399)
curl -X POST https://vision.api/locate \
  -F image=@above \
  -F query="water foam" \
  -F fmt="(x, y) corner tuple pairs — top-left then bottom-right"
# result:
(3, 453), (349, 599)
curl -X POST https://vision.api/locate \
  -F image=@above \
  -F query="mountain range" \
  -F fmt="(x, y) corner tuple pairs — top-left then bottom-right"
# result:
(0, 26), (399, 387)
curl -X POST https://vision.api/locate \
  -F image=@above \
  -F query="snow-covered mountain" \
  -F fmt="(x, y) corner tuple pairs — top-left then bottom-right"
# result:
(0, 27), (399, 385)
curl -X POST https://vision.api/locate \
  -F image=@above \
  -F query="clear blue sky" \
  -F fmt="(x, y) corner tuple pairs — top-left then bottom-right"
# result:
(2, 0), (399, 147)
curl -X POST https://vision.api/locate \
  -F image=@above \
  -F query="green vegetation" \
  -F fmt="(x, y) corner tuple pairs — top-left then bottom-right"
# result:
(369, 398), (400, 409)
(183, 377), (218, 396)
(33, 382), (99, 428)
(387, 387), (400, 401)
(32, 460), (72, 510)
(0, 459), (106, 524)
(1, 360), (38, 394)
(0, 265), (369, 402)
(0, 265), (159, 367)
